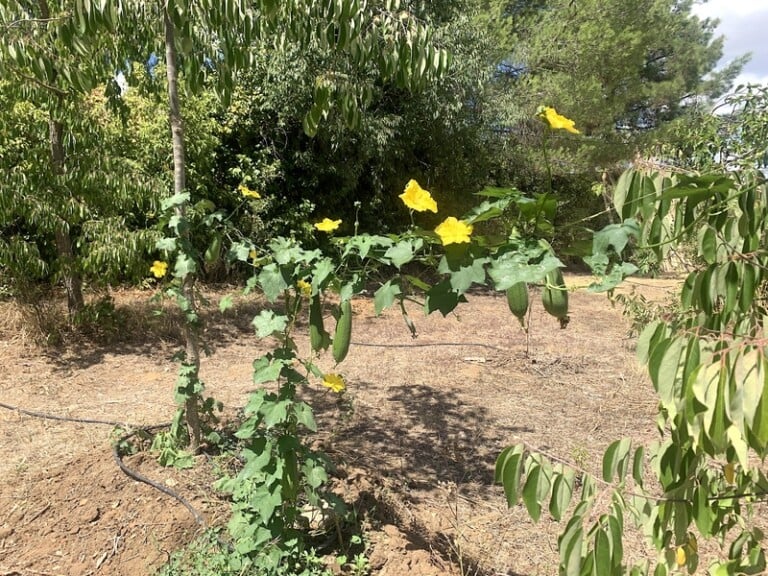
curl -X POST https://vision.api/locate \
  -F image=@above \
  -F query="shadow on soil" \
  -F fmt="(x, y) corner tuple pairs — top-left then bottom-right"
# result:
(10, 292), (274, 370)
(305, 381), (533, 576)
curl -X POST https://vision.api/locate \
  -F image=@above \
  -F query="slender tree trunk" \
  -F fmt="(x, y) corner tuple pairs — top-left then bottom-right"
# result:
(165, 7), (202, 451)
(40, 0), (84, 320)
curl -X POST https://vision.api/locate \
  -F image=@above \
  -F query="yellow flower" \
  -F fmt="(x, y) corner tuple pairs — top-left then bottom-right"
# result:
(322, 373), (346, 393)
(435, 217), (473, 245)
(399, 179), (438, 213)
(314, 218), (342, 232)
(296, 279), (312, 297)
(249, 249), (258, 261)
(538, 106), (580, 134)
(238, 184), (261, 199)
(150, 260), (168, 278)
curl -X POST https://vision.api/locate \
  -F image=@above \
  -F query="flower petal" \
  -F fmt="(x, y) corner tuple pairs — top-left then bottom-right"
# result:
(314, 218), (342, 232)
(322, 373), (346, 393)
(150, 260), (168, 278)
(539, 106), (580, 134)
(399, 179), (438, 213)
(435, 217), (473, 245)
(238, 184), (261, 198)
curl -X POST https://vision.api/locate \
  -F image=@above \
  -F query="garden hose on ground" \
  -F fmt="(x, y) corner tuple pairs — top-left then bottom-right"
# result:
(0, 401), (205, 528)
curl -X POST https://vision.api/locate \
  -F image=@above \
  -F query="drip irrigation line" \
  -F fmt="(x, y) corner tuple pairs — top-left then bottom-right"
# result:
(351, 340), (505, 350)
(111, 427), (205, 527)
(0, 401), (205, 529)
(0, 401), (148, 429)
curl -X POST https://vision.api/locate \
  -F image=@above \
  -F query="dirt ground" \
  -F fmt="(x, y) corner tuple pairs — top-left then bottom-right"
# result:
(0, 277), (681, 576)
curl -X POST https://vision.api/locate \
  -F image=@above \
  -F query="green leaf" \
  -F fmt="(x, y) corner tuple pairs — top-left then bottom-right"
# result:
(384, 239), (422, 268)
(258, 263), (289, 302)
(424, 280), (466, 316)
(632, 446), (645, 489)
(343, 234), (391, 259)
(549, 472), (574, 521)
(294, 402), (317, 432)
(652, 337), (685, 408)
(496, 445), (525, 507)
(612, 169), (632, 218)
(692, 484), (713, 535)
(559, 514), (585, 576)
(252, 310), (288, 338)
(489, 253), (562, 290)
(448, 258), (488, 293)
(593, 528), (612, 576)
(252, 355), (289, 384)
(637, 321), (665, 365)
(592, 219), (640, 256)
(302, 461), (328, 489)
(219, 294), (234, 312)
(602, 438), (632, 483)
(374, 280), (402, 315)
(607, 513), (624, 569)
(523, 461), (550, 522)
(700, 227), (717, 265)
(161, 192), (190, 210)
(173, 253), (197, 278)
(260, 399), (290, 428)
(311, 258), (335, 289)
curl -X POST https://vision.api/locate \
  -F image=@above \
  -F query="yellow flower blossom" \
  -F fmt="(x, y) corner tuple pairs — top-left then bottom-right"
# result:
(322, 373), (346, 393)
(249, 249), (258, 261)
(435, 217), (473, 245)
(538, 106), (580, 134)
(238, 184), (261, 199)
(399, 179), (438, 213)
(314, 218), (342, 232)
(150, 260), (168, 278)
(296, 279), (312, 297)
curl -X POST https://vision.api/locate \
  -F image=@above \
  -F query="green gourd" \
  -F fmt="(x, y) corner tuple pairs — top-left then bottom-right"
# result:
(332, 300), (353, 363)
(309, 294), (329, 352)
(506, 282), (529, 326)
(542, 269), (569, 325)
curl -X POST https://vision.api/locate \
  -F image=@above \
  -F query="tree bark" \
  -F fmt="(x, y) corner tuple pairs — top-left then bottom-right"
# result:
(40, 0), (85, 319)
(165, 7), (202, 451)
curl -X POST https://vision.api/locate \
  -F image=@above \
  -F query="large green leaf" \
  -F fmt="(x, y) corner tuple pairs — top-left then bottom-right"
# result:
(252, 310), (288, 338)
(374, 280), (402, 315)
(602, 438), (631, 483)
(489, 253), (562, 290)
(593, 528), (612, 576)
(521, 460), (551, 523)
(496, 445), (525, 507)
(549, 471), (574, 521)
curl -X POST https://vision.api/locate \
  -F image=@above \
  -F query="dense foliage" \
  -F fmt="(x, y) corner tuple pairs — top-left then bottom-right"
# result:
(3, 1), (766, 575)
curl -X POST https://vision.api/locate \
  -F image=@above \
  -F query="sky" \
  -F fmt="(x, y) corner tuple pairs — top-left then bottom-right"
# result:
(691, 0), (768, 87)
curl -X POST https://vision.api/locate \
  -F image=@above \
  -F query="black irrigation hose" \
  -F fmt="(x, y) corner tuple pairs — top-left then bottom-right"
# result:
(111, 427), (205, 527)
(0, 400), (148, 428)
(0, 401), (205, 529)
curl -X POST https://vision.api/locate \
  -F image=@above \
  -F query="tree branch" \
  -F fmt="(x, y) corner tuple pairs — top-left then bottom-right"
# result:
(10, 68), (68, 97)
(4, 15), (67, 28)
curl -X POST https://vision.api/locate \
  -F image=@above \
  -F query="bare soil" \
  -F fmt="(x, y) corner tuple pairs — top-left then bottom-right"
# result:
(0, 277), (681, 576)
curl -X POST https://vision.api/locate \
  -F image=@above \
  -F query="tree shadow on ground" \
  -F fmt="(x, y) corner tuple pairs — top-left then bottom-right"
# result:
(303, 381), (532, 576)
(21, 291), (276, 370)
(317, 381), (531, 489)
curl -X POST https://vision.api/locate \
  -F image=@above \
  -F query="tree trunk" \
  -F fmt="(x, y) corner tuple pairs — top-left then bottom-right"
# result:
(40, 0), (84, 320)
(164, 7), (202, 451)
